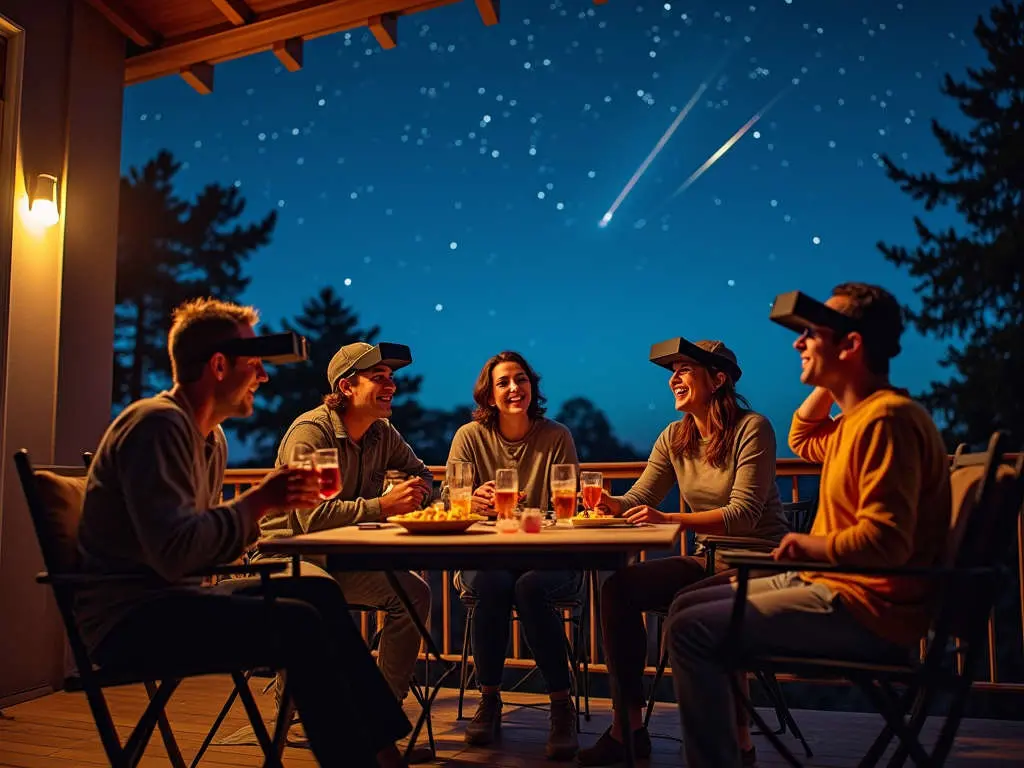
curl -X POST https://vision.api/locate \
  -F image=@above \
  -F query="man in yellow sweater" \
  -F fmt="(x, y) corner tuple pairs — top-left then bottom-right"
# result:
(664, 282), (951, 768)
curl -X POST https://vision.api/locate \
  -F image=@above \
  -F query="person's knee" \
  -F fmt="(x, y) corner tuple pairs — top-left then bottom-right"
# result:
(466, 570), (514, 601)
(513, 571), (562, 608)
(665, 601), (728, 661)
(397, 572), (431, 619)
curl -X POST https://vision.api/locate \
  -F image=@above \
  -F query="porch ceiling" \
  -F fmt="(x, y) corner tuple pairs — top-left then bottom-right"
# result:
(84, 0), (602, 94)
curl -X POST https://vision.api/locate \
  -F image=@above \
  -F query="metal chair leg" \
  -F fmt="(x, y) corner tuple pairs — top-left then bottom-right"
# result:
(457, 605), (475, 720)
(143, 680), (186, 768)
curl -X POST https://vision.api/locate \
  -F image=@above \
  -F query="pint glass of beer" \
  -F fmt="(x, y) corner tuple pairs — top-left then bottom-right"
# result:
(550, 464), (577, 525)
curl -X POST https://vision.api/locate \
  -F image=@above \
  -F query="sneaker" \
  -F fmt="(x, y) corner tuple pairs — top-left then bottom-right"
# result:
(464, 693), (502, 746)
(577, 726), (652, 766)
(546, 698), (579, 761)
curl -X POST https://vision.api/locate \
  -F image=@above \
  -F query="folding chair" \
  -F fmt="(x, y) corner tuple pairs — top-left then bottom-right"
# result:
(723, 431), (1024, 767)
(642, 500), (816, 758)
(14, 449), (288, 768)
(456, 571), (593, 728)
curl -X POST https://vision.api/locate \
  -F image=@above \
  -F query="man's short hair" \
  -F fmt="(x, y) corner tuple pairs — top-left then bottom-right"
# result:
(831, 282), (904, 375)
(168, 298), (260, 384)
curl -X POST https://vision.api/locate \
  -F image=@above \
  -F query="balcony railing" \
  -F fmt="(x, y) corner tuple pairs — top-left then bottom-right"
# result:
(225, 459), (1024, 694)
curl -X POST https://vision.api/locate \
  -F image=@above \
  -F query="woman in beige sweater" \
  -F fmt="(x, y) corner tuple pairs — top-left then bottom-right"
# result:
(578, 338), (788, 767)
(448, 351), (582, 761)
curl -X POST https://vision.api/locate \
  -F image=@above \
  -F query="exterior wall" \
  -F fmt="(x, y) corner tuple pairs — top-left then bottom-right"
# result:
(0, 0), (123, 703)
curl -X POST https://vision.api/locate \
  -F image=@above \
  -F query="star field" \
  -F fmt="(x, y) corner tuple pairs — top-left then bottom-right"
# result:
(121, 0), (985, 453)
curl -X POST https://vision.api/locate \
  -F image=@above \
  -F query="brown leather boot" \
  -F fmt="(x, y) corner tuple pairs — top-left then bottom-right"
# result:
(464, 692), (502, 746)
(546, 698), (579, 760)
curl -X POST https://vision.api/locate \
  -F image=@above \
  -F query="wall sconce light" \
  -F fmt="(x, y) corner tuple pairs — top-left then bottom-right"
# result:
(28, 173), (60, 227)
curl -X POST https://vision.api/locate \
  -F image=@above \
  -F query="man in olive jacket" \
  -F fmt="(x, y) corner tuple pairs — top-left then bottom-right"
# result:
(259, 341), (433, 703)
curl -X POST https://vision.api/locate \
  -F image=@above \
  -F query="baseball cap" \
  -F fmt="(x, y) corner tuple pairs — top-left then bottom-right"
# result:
(327, 342), (413, 391)
(649, 337), (743, 383)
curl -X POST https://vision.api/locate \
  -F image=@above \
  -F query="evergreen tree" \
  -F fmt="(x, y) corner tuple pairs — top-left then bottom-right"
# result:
(235, 286), (447, 463)
(555, 397), (641, 461)
(877, 0), (1023, 449)
(114, 150), (276, 409)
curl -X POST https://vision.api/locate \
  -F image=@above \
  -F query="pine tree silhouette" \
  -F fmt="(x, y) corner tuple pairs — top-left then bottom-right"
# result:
(878, 0), (1023, 449)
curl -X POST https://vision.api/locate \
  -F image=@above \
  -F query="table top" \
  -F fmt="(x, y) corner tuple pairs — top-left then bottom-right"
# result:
(258, 522), (681, 559)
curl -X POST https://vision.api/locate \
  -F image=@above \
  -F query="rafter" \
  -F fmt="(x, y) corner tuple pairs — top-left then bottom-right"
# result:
(124, 0), (461, 85)
(474, 0), (499, 26)
(369, 13), (398, 49)
(273, 37), (304, 71)
(84, 0), (159, 47)
(180, 62), (214, 95)
(210, 0), (252, 26)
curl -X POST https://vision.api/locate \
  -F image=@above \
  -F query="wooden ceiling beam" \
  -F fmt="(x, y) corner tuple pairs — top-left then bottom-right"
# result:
(180, 63), (214, 95)
(84, 0), (159, 47)
(272, 37), (304, 71)
(210, 0), (253, 26)
(474, 0), (499, 26)
(124, 0), (463, 86)
(369, 14), (398, 50)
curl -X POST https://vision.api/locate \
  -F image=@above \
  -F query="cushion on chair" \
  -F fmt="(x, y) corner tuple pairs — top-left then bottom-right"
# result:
(33, 471), (87, 573)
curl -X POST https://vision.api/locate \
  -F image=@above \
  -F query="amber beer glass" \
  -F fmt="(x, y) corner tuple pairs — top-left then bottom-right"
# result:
(447, 460), (474, 518)
(494, 468), (519, 520)
(551, 464), (577, 525)
(580, 471), (603, 513)
(313, 448), (342, 500)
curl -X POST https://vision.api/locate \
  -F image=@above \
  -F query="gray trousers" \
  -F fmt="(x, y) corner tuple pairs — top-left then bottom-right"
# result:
(665, 572), (906, 768)
(286, 560), (431, 702)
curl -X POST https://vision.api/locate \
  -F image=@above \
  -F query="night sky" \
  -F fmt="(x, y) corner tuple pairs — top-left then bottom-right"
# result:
(120, 0), (986, 456)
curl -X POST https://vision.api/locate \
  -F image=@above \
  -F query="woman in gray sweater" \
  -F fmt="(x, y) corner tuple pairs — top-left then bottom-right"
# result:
(448, 351), (582, 761)
(578, 338), (788, 767)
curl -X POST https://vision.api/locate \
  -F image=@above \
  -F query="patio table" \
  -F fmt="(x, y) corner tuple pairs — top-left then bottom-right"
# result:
(258, 520), (681, 766)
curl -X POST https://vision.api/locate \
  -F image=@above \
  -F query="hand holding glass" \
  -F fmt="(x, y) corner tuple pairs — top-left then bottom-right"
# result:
(313, 448), (342, 500)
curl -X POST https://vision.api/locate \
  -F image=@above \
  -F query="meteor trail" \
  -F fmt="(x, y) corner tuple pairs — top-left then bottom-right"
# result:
(598, 81), (707, 229)
(668, 87), (790, 200)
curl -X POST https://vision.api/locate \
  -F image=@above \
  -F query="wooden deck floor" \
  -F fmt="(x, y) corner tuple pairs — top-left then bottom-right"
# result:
(2, 676), (1023, 767)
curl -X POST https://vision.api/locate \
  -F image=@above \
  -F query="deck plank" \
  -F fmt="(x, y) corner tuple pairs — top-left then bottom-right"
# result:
(1, 675), (1022, 766)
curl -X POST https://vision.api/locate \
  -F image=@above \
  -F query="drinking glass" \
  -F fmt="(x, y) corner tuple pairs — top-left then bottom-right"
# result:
(550, 464), (577, 524)
(289, 443), (314, 469)
(580, 471), (604, 515)
(494, 468), (519, 521)
(313, 448), (342, 500)
(447, 461), (474, 519)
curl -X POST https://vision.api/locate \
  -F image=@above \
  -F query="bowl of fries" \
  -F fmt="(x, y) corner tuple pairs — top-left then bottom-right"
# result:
(387, 502), (487, 535)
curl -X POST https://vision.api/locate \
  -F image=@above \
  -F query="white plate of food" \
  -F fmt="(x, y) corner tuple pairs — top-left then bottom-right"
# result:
(387, 513), (487, 535)
(569, 514), (631, 528)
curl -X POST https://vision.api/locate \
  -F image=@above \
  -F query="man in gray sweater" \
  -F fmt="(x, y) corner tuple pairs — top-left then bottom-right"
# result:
(258, 341), (434, 703)
(77, 298), (411, 767)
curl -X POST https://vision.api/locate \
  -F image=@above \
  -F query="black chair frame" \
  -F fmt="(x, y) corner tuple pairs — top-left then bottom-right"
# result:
(16, 449), (288, 768)
(723, 433), (1024, 768)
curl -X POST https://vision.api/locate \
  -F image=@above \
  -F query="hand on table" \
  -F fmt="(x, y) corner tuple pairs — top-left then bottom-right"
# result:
(773, 533), (829, 562)
(623, 505), (669, 525)
(471, 481), (495, 515)
(381, 478), (430, 517)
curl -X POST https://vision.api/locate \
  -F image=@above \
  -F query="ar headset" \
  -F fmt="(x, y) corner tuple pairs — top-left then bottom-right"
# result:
(214, 332), (310, 364)
(768, 291), (859, 336)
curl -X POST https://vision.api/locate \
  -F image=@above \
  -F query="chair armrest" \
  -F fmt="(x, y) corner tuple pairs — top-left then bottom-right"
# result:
(704, 535), (777, 550)
(721, 555), (998, 579)
(202, 562), (287, 578)
(37, 561), (288, 587)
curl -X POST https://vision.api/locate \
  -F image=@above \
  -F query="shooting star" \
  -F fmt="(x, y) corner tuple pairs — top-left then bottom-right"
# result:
(667, 87), (790, 200)
(598, 82), (707, 229)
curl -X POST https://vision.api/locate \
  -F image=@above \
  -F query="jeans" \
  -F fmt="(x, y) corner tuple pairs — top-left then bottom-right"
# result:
(666, 572), (908, 768)
(600, 555), (711, 709)
(258, 557), (431, 701)
(457, 569), (584, 693)
(92, 573), (411, 767)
